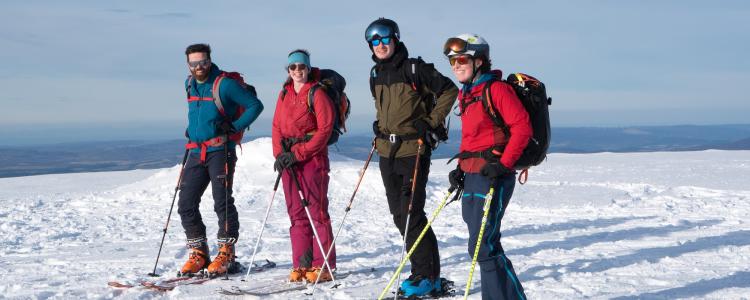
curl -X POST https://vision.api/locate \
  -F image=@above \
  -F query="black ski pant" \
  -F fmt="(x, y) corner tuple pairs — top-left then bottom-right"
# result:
(177, 149), (239, 243)
(462, 173), (526, 300)
(379, 154), (440, 279)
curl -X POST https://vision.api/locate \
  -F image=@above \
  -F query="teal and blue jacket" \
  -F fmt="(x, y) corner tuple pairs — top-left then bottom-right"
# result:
(185, 63), (264, 154)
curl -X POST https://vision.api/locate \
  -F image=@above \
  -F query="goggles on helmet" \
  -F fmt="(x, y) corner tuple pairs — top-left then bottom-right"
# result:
(443, 37), (489, 58)
(365, 23), (396, 42)
(443, 37), (471, 56)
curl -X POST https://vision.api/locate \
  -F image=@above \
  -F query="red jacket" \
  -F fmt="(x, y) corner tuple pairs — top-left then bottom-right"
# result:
(272, 68), (335, 162)
(458, 70), (532, 173)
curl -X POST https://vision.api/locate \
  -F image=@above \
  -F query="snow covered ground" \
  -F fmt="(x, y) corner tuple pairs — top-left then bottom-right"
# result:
(1, 137), (749, 299)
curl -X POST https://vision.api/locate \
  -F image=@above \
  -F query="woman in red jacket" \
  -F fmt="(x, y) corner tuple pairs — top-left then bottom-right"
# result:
(444, 34), (531, 300)
(272, 49), (336, 283)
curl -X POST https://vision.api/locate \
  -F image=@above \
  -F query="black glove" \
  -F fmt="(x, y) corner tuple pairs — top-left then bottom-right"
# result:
(448, 166), (465, 190)
(413, 119), (432, 141)
(184, 128), (190, 139)
(480, 162), (514, 179)
(274, 152), (297, 172)
(372, 120), (380, 136)
(217, 121), (237, 135)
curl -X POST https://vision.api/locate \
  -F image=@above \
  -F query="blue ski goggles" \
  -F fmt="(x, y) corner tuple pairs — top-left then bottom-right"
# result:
(370, 37), (392, 47)
(365, 23), (396, 42)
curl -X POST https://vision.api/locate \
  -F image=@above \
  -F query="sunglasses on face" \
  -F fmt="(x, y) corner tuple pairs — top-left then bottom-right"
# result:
(449, 55), (472, 66)
(370, 37), (392, 47)
(187, 59), (210, 69)
(288, 63), (308, 71)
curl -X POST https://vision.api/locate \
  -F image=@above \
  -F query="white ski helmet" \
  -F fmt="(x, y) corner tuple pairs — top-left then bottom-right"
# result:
(443, 33), (489, 59)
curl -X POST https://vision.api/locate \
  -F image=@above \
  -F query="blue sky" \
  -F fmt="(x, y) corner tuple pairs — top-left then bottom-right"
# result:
(1, 0), (748, 144)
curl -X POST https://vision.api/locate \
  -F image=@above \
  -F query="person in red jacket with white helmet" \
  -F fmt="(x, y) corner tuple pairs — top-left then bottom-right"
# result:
(272, 49), (336, 284)
(445, 34), (531, 300)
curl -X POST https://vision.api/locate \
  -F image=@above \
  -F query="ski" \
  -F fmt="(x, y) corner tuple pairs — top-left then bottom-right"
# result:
(141, 276), (212, 291)
(218, 282), (307, 296)
(108, 260), (274, 291)
(107, 281), (134, 288)
(108, 276), (194, 290)
(109, 272), (213, 292)
(218, 271), (351, 296)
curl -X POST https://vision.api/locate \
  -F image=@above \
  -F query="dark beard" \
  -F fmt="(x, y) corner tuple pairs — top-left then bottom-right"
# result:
(190, 68), (209, 82)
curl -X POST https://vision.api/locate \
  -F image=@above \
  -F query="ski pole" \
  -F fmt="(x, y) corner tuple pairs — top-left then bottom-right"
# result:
(378, 186), (456, 300)
(242, 171), (283, 281)
(148, 148), (190, 277)
(310, 139), (376, 295)
(393, 139), (423, 298)
(464, 186), (497, 299)
(222, 135), (231, 280)
(288, 167), (337, 286)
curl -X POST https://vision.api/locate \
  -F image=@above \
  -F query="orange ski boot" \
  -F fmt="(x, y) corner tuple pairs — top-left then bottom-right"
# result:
(305, 267), (333, 283)
(180, 243), (210, 276)
(207, 242), (235, 275)
(289, 268), (308, 282)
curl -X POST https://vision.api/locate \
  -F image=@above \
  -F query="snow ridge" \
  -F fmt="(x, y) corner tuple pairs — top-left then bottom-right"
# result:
(1, 138), (749, 299)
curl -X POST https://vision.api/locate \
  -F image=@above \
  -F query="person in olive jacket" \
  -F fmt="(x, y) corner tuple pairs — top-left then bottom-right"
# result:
(365, 18), (458, 297)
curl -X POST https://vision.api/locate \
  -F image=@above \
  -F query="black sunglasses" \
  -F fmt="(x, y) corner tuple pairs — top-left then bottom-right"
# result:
(187, 59), (210, 68)
(288, 63), (308, 71)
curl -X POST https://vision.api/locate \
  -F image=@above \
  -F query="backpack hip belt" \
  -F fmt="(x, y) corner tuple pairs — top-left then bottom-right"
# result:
(447, 145), (504, 165)
(186, 136), (226, 163)
(281, 134), (313, 152)
(375, 129), (422, 161)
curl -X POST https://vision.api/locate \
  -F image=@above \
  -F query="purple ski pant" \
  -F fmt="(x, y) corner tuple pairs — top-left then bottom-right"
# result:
(281, 154), (336, 269)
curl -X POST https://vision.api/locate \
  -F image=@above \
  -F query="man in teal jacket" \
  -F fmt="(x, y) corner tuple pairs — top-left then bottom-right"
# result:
(178, 43), (264, 276)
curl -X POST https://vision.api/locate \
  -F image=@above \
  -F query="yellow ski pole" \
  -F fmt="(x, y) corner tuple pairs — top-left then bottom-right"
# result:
(378, 186), (456, 300)
(464, 187), (495, 299)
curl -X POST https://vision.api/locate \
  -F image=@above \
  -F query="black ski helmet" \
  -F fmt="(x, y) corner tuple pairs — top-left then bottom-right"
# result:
(365, 18), (400, 43)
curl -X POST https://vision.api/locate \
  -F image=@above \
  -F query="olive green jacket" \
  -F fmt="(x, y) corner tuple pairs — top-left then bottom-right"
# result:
(370, 43), (458, 158)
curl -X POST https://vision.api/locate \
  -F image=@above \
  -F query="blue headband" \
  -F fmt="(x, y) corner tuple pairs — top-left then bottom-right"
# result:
(288, 51), (310, 67)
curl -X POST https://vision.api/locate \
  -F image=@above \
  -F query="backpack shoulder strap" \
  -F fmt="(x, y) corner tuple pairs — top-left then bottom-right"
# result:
(482, 79), (509, 135)
(369, 66), (377, 99)
(185, 75), (194, 98)
(408, 57), (422, 94)
(306, 84), (323, 114)
(212, 72), (228, 118)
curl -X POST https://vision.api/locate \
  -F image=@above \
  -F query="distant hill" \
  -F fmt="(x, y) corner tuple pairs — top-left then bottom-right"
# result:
(715, 137), (750, 150)
(334, 124), (750, 160)
(549, 125), (750, 153)
(2, 125), (749, 178)
(0, 140), (186, 178)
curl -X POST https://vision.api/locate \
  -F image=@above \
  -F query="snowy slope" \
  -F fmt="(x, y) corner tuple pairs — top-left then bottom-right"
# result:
(1, 138), (749, 299)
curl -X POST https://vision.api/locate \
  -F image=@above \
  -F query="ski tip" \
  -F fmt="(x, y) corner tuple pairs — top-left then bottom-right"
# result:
(107, 281), (134, 288)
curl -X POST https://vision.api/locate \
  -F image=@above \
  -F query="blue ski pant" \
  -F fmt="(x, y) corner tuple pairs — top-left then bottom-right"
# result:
(462, 173), (526, 300)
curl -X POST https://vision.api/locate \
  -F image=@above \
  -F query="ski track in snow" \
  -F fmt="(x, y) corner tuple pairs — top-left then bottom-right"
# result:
(1, 138), (749, 299)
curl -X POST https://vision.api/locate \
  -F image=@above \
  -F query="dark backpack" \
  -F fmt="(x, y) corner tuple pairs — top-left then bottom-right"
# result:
(480, 73), (551, 170)
(282, 69), (351, 145)
(186, 71), (257, 144)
